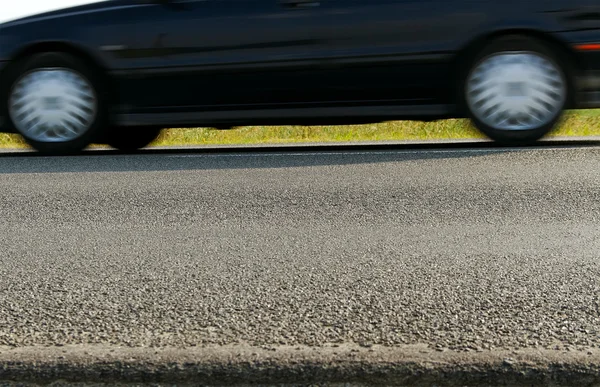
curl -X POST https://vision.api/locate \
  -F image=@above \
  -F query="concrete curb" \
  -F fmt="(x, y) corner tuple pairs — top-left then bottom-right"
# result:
(132, 136), (600, 151)
(1, 344), (600, 386)
(2, 135), (600, 154)
(2, 137), (600, 158)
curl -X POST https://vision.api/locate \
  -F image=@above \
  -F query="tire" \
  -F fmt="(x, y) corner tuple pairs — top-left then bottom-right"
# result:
(1, 52), (106, 155)
(105, 127), (162, 152)
(462, 36), (570, 145)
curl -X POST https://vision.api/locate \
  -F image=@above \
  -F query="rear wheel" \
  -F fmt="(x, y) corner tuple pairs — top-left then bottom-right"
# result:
(3, 52), (105, 155)
(105, 127), (162, 152)
(463, 36), (570, 145)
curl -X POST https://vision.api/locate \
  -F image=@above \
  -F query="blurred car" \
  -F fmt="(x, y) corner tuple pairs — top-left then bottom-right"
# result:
(0, 0), (599, 154)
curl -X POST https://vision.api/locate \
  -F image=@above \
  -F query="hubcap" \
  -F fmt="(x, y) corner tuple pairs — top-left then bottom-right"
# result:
(466, 51), (566, 131)
(9, 68), (97, 142)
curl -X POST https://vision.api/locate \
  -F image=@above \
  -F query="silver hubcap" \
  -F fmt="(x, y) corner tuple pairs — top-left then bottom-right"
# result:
(466, 51), (566, 131)
(9, 68), (97, 142)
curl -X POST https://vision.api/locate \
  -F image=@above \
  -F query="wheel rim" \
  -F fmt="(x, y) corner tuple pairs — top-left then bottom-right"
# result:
(466, 51), (566, 131)
(9, 68), (97, 143)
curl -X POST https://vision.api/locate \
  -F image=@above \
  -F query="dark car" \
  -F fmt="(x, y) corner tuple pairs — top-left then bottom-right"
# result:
(0, 0), (599, 154)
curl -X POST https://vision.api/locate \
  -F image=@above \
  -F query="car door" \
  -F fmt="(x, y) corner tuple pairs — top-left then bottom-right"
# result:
(316, 0), (489, 106)
(97, 0), (327, 113)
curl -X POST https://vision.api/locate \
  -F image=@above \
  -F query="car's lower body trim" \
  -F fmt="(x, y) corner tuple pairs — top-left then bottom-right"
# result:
(576, 71), (600, 108)
(113, 104), (456, 128)
(577, 91), (600, 109)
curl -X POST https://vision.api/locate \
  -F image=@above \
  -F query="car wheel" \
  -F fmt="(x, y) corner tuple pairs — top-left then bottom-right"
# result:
(463, 36), (569, 145)
(3, 52), (105, 155)
(105, 127), (162, 152)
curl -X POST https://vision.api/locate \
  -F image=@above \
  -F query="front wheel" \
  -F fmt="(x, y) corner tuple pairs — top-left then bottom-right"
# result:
(463, 36), (570, 145)
(2, 53), (106, 155)
(105, 127), (162, 152)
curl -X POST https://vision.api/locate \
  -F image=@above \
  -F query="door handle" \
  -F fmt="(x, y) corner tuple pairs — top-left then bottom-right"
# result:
(280, 0), (320, 9)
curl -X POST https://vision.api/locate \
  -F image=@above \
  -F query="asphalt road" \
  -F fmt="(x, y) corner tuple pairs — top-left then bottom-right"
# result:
(1, 142), (600, 384)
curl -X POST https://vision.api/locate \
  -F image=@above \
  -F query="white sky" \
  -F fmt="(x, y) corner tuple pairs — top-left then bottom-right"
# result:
(1, 0), (102, 24)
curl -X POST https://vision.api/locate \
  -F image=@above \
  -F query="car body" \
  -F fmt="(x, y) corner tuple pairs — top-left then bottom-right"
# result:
(0, 0), (599, 154)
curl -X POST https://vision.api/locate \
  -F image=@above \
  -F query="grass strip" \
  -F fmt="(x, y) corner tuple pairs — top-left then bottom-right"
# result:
(0, 109), (598, 149)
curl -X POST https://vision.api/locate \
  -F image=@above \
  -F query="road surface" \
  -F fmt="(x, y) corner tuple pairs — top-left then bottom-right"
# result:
(0, 142), (600, 385)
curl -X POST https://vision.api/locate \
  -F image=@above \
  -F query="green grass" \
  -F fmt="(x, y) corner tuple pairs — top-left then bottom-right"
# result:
(0, 109), (599, 149)
(152, 109), (600, 147)
(578, 108), (600, 117)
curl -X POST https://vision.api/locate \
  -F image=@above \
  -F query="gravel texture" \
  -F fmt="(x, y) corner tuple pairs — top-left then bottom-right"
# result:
(0, 145), (599, 355)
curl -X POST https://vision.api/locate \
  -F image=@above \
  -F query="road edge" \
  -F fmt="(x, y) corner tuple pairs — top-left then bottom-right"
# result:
(1, 344), (600, 386)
